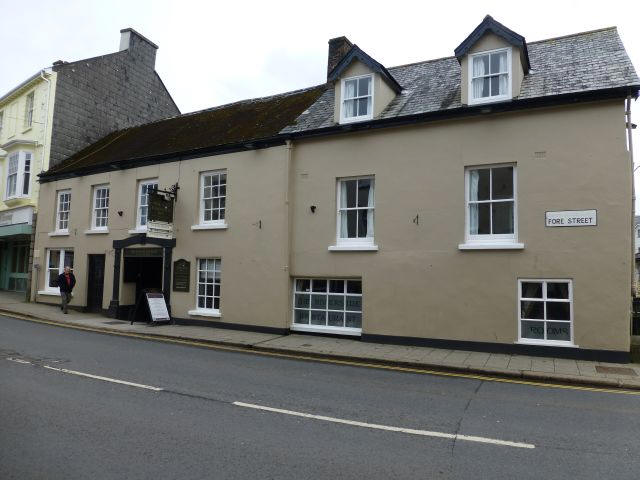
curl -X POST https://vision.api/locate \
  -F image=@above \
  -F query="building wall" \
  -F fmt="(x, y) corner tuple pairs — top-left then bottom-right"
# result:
(48, 47), (179, 167)
(33, 100), (632, 355)
(291, 100), (631, 352)
(33, 146), (291, 330)
(0, 72), (57, 212)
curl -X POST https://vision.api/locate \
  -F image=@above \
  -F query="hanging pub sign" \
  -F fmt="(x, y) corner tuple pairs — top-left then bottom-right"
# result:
(147, 188), (174, 239)
(545, 210), (597, 227)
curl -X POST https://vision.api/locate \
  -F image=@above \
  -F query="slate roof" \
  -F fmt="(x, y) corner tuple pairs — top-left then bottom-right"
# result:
(282, 27), (639, 134)
(41, 85), (327, 178)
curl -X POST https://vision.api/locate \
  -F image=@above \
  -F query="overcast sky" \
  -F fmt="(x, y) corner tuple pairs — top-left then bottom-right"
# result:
(2, 0), (639, 206)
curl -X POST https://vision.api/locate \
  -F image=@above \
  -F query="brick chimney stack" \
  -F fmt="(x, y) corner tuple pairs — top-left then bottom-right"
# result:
(327, 36), (353, 79)
(119, 28), (158, 69)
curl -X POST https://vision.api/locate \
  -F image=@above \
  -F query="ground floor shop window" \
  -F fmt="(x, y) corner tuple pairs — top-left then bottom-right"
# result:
(196, 258), (221, 311)
(293, 278), (362, 335)
(519, 279), (573, 345)
(45, 249), (74, 291)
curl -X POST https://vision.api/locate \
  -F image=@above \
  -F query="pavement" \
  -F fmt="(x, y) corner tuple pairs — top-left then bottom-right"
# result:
(1, 291), (640, 391)
(2, 315), (640, 479)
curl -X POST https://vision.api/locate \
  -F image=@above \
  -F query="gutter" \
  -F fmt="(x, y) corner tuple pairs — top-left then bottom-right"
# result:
(39, 85), (640, 183)
(0, 71), (43, 105)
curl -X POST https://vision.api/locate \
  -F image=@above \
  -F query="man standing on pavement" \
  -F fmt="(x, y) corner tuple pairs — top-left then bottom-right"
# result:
(57, 266), (76, 314)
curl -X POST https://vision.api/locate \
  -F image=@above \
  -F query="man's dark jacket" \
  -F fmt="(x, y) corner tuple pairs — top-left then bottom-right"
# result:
(57, 272), (76, 293)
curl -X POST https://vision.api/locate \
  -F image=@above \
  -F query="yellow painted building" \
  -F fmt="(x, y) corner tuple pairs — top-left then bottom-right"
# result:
(0, 70), (56, 292)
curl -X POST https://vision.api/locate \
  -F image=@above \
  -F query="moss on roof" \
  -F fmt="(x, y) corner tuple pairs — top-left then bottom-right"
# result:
(43, 84), (327, 177)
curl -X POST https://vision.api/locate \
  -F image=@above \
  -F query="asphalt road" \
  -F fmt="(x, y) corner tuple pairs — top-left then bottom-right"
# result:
(1, 315), (639, 480)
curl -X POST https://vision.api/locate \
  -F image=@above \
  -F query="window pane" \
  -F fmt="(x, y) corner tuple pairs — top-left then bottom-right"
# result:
(490, 75), (500, 96)
(357, 97), (369, 116)
(481, 77), (490, 97)
(296, 279), (311, 292)
(346, 280), (362, 294)
(546, 322), (571, 341)
(492, 201), (514, 234)
(345, 312), (362, 328)
(344, 79), (357, 99)
(521, 282), (543, 299)
(346, 295), (362, 312)
(357, 179), (370, 207)
(547, 302), (570, 321)
(521, 301), (544, 319)
(64, 251), (74, 269)
(310, 310), (326, 325)
(295, 294), (310, 309)
(311, 294), (327, 309)
(470, 203), (490, 235)
(328, 295), (344, 310)
(347, 210), (357, 238)
(470, 169), (490, 201)
(490, 52), (507, 74)
(547, 282), (569, 299)
(358, 77), (371, 96)
(491, 167), (513, 199)
(312, 280), (327, 292)
(329, 280), (344, 293)
(49, 250), (60, 268)
(521, 320), (544, 339)
(345, 180), (357, 208)
(357, 209), (369, 238)
(294, 310), (309, 324)
(328, 311), (344, 327)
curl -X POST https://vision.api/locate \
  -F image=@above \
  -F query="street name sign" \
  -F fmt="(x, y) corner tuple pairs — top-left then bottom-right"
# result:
(545, 210), (597, 227)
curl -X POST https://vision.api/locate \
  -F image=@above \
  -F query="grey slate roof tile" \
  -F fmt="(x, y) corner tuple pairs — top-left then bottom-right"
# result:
(282, 27), (639, 134)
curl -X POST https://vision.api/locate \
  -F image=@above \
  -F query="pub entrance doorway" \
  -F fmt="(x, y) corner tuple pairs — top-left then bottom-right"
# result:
(123, 248), (163, 322)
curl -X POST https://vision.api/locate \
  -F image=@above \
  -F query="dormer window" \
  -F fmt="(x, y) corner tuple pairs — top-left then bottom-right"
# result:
(341, 74), (373, 123)
(469, 48), (511, 104)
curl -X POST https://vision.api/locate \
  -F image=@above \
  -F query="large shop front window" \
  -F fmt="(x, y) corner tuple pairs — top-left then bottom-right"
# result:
(464, 165), (517, 246)
(293, 278), (362, 335)
(519, 279), (573, 345)
(45, 249), (74, 292)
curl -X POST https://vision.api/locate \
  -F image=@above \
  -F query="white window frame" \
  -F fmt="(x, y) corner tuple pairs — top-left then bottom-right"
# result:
(42, 249), (74, 294)
(136, 179), (158, 230)
(4, 151), (32, 200)
(24, 91), (34, 129)
(197, 170), (227, 227)
(188, 258), (222, 317)
(517, 279), (575, 347)
(340, 74), (374, 124)
(55, 189), (71, 233)
(460, 164), (522, 249)
(291, 278), (363, 336)
(468, 47), (512, 105)
(331, 176), (377, 251)
(90, 184), (110, 231)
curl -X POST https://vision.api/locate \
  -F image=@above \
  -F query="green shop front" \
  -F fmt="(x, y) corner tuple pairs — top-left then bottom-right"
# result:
(0, 206), (33, 293)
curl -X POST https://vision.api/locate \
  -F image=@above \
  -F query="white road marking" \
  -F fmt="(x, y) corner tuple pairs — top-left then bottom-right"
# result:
(233, 401), (535, 449)
(43, 365), (163, 391)
(6, 357), (31, 364)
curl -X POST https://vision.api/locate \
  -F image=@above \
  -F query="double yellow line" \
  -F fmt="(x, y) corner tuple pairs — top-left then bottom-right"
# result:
(6, 313), (640, 396)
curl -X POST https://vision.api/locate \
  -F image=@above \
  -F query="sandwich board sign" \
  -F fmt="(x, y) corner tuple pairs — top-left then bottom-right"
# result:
(146, 292), (170, 323)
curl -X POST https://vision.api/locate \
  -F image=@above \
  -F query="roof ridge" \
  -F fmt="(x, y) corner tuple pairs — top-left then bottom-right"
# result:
(528, 26), (617, 45)
(165, 83), (327, 121)
(388, 26), (618, 72)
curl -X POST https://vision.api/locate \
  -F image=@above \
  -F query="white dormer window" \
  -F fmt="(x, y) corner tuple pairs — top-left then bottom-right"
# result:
(341, 74), (373, 123)
(469, 48), (511, 104)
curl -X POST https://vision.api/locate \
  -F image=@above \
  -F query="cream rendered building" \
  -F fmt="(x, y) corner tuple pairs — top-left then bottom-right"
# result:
(33, 17), (640, 362)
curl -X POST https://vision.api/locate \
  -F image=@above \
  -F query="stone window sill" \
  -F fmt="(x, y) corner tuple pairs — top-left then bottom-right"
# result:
(191, 223), (228, 231)
(328, 244), (379, 252)
(48, 231), (69, 237)
(85, 229), (109, 235)
(37, 290), (60, 296)
(187, 309), (221, 318)
(458, 242), (524, 250)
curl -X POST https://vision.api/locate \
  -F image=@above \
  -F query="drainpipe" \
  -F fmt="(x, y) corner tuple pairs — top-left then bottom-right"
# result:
(284, 139), (294, 330)
(39, 70), (51, 173)
(627, 96), (635, 316)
